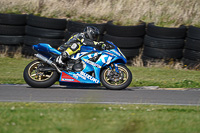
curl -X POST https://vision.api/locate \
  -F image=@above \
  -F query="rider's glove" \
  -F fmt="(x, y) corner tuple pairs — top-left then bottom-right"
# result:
(101, 43), (106, 50)
(97, 42), (107, 50)
(100, 42), (110, 50)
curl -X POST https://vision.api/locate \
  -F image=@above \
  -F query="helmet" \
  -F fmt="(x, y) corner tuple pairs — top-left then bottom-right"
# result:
(83, 26), (100, 41)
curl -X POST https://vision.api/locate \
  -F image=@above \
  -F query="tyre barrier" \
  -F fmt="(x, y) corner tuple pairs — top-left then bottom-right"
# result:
(0, 13), (26, 56)
(25, 25), (65, 39)
(187, 26), (200, 40)
(104, 21), (145, 65)
(64, 31), (74, 41)
(1, 13), (200, 68)
(103, 34), (142, 58)
(65, 31), (105, 41)
(142, 23), (186, 66)
(146, 23), (186, 39)
(23, 14), (66, 56)
(120, 48), (140, 57)
(0, 13), (27, 26)
(144, 35), (184, 49)
(65, 20), (106, 41)
(143, 46), (183, 59)
(67, 20), (106, 34)
(24, 36), (64, 48)
(27, 14), (67, 30)
(103, 34), (143, 48)
(182, 26), (200, 69)
(21, 45), (36, 57)
(106, 21), (146, 37)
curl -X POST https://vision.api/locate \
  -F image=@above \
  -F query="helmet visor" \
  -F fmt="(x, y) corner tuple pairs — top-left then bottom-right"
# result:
(92, 34), (100, 41)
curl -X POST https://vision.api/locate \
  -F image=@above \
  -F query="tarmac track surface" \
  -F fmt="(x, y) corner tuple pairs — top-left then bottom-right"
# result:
(0, 84), (200, 106)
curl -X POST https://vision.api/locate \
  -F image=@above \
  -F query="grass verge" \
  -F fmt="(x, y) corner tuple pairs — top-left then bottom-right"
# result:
(0, 56), (33, 84)
(0, 102), (199, 133)
(0, 57), (200, 88)
(129, 66), (200, 88)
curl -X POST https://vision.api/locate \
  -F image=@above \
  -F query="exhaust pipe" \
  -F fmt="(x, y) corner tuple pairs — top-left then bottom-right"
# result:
(35, 54), (62, 73)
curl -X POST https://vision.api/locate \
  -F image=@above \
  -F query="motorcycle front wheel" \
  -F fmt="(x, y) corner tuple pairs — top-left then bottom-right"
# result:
(100, 64), (132, 90)
(23, 60), (59, 88)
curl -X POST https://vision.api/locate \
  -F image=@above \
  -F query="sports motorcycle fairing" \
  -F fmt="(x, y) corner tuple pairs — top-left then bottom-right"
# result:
(24, 40), (132, 90)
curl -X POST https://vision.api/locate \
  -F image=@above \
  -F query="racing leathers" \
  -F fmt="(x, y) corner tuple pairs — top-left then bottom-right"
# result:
(56, 33), (106, 66)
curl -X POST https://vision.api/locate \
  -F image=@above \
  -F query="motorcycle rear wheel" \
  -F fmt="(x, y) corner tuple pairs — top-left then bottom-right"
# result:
(23, 60), (59, 88)
(101, 65), (132, 90)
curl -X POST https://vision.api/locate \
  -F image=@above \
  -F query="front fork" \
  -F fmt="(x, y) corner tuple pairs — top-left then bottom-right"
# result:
(110, 63), (119, 73)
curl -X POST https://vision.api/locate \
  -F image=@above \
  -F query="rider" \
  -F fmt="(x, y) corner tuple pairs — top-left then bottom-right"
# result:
(56, 26), (108, 66)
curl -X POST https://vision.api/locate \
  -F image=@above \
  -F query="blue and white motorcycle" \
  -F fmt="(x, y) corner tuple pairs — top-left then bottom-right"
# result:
(23, 41), (132, 90)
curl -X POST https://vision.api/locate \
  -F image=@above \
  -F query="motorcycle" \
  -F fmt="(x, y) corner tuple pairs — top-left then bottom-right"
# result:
(23, 41), (132, 90)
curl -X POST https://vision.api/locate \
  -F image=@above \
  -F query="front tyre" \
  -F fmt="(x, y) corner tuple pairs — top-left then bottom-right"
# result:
(23, 60), (59, 88)
(101, 65), (132, 90)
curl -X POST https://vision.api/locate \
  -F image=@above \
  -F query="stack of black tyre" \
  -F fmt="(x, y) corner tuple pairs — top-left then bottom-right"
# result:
(142, 23), (186, 65)
(183, 26), (200, 69)
(103, 21), (145, 61)
(65, 21), (106, 41)
(0, 13), (26, 56)
(23, 14), (67, 56)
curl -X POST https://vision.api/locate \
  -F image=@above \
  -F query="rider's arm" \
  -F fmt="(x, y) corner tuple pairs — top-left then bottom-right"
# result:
(58, 33), (80, 51)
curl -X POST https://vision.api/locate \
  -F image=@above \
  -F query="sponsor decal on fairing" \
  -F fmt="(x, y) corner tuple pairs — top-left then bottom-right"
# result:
(75, 73), (86, 80)
(80, 71), (99, 83)
(83, 59), (101, 68)
(61, 72), (80, 83)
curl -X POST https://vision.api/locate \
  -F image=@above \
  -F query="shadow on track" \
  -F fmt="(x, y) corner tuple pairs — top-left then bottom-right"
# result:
(27, 83), (140, 91)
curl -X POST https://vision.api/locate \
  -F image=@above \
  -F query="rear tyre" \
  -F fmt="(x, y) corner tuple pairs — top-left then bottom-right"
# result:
(101, 65), (132, 90)
(23, 60), (59, 88)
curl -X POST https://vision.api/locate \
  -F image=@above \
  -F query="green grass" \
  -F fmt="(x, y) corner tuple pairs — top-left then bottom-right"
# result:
(1, 57), (200, 88)
(0, 102), (199, 133)
(129, 66), (200, 88)
(0, 57), (33, 84)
